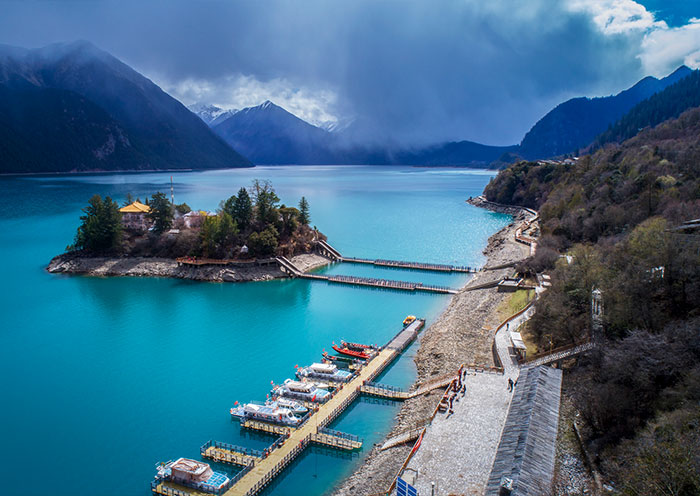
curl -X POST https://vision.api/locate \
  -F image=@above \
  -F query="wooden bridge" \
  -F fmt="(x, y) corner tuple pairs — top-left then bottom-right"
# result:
(342, 257), (477, 273)
(317, 239), (478, 274)
(524, 341), (595, 368)
(152, 319), (426, 496)
(359, 373), (456, 400)
(381, 425), (428, 450)
(276, 256), (458, 295)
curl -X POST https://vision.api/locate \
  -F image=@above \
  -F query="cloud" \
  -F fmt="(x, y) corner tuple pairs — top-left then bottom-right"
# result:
(567, 1), (700, 77)
(0, 0), (697, 145)
(160, 74), (340, 127)
(640, 18), (700, 75)
(567, 0), (667, 34)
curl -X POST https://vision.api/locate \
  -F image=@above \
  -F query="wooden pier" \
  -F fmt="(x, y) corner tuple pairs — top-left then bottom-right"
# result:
(316, 239), (478, 274)
(359, 373), (455, 400)
(201, 440), (261, 467)
(276, 256), (458, 295)
(153, 319), (425, 496)
(342, 257), (477, 274)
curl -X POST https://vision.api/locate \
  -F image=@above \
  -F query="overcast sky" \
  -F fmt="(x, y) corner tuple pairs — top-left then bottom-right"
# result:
(1, 0), (698, 146)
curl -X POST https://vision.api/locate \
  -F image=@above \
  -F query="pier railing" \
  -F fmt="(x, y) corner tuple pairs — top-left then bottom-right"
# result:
(318, 427), (361, 443)
(243, 434), (312, 496)
(151, 480), (191, 496)
(201, 440), (264, 459)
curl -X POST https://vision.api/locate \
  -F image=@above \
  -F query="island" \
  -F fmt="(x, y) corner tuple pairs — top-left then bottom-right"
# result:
(48, 179), (331, 282)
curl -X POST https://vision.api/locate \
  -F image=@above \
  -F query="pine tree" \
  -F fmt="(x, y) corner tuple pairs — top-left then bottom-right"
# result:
(73, 194), (122, 252)
(233, 187), (253, 230)
(147, 192), (174, 234)
(298, 196), (310, 225)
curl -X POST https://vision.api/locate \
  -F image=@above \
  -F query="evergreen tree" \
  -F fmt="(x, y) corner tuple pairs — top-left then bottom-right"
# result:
(73, 194), (122, 253)
(234, 188), (253, 230)
(251, 179), (280, 228)
(248, 225), (279, 256)
(147, 192), (174, 234)
(221, 194), (237, 219)
(298, 196), (310, 225)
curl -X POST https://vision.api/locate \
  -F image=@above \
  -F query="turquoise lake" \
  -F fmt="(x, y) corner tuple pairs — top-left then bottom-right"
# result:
(0, 166), (510, 495)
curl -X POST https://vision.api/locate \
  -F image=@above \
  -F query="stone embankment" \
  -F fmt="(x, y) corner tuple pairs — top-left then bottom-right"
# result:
(332, 217), (531, 496)
(47, 252), (331, 282)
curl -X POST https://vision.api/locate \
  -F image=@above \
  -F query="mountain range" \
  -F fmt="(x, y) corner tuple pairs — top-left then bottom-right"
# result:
(518, 65), (693, 159)
(0, 41), (251, 173)
(1, 40), (696, 173)
(195, 66), (694, 166)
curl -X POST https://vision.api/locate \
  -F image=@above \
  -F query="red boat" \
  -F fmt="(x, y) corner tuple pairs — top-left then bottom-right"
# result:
(332, 344), (371, 360)
(341, 340), (377, 351)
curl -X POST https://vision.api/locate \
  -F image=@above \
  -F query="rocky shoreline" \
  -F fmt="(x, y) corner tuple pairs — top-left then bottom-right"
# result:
(332, 216), (531, 496)
(466, 195), (533, 218)
(46, 252), (331, 282)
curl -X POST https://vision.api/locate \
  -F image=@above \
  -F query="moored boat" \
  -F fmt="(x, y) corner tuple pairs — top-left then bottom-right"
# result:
(341, 340), (378, 351)
(229, 398), (308, 418)
(229, 402), (302, 426)
(403, 315), (417, 326)
(154, 458), (229, 494)
(272, 378), (331, 403)
(332, 344), (371, 360)
(296, 362), (353, 382)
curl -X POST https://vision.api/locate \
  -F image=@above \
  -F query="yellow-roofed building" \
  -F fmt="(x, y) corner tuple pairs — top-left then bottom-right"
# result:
(119, 201), (151, 230)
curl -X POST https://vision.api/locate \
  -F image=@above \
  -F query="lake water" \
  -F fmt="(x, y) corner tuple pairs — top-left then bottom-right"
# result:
(0, 166), (510, 496)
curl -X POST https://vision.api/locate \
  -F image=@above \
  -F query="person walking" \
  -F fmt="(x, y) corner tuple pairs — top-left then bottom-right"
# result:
(507, 378), (514, 392)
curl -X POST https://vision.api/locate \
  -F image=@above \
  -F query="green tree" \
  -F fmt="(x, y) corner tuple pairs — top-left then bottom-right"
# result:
(279, 206), (300, 236)
(248, 226), (279, 256)
(251, 179), (280, 228)
(200, 216), (218, 257)
(175, 203), (191, 215)
(298, 196), (310, 225)
(123, 193), (135, 206)
(216, 212), (238, 249)
(233, 188), (253, 230)
(73, 194), (123, 253)
(221, 194), (237, 218)
(147, 192), (174, 234)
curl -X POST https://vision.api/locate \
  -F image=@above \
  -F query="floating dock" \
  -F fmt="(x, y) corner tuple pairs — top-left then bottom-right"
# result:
(277, 256), (458, 295)
(153, 319), (425, 496)
(316, 239), (478, 273)
(341, 257), (477, 273)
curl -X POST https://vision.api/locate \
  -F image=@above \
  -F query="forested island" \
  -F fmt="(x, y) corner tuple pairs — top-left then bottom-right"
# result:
(482, 106), (700, 492)
(48, 180), (328, 281)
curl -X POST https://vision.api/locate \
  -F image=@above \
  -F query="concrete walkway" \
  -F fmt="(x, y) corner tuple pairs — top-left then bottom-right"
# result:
(396, 303), (535, 496)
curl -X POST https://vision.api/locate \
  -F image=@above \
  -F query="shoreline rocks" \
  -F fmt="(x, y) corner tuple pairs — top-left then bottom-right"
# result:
(46, 252), (331, 282)
(466, 195), (532, 218)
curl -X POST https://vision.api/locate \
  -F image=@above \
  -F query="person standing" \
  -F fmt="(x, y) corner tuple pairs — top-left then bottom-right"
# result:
(507, 378), (514, 392)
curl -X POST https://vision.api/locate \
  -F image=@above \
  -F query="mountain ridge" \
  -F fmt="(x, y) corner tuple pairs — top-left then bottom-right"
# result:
(518, 65), (692, 159)
(0, 41), (252, 173)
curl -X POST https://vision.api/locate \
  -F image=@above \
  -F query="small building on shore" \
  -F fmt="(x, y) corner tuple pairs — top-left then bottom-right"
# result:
(119, 201), (151, 231)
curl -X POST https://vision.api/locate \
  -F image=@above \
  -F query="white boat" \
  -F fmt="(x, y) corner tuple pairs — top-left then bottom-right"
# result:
(272, 398), (309, 415)
(230, 402), (302, 426)
(272, 378), (331, 403)
(155, 458), (229, 493)
(296, 362), (353, 382)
